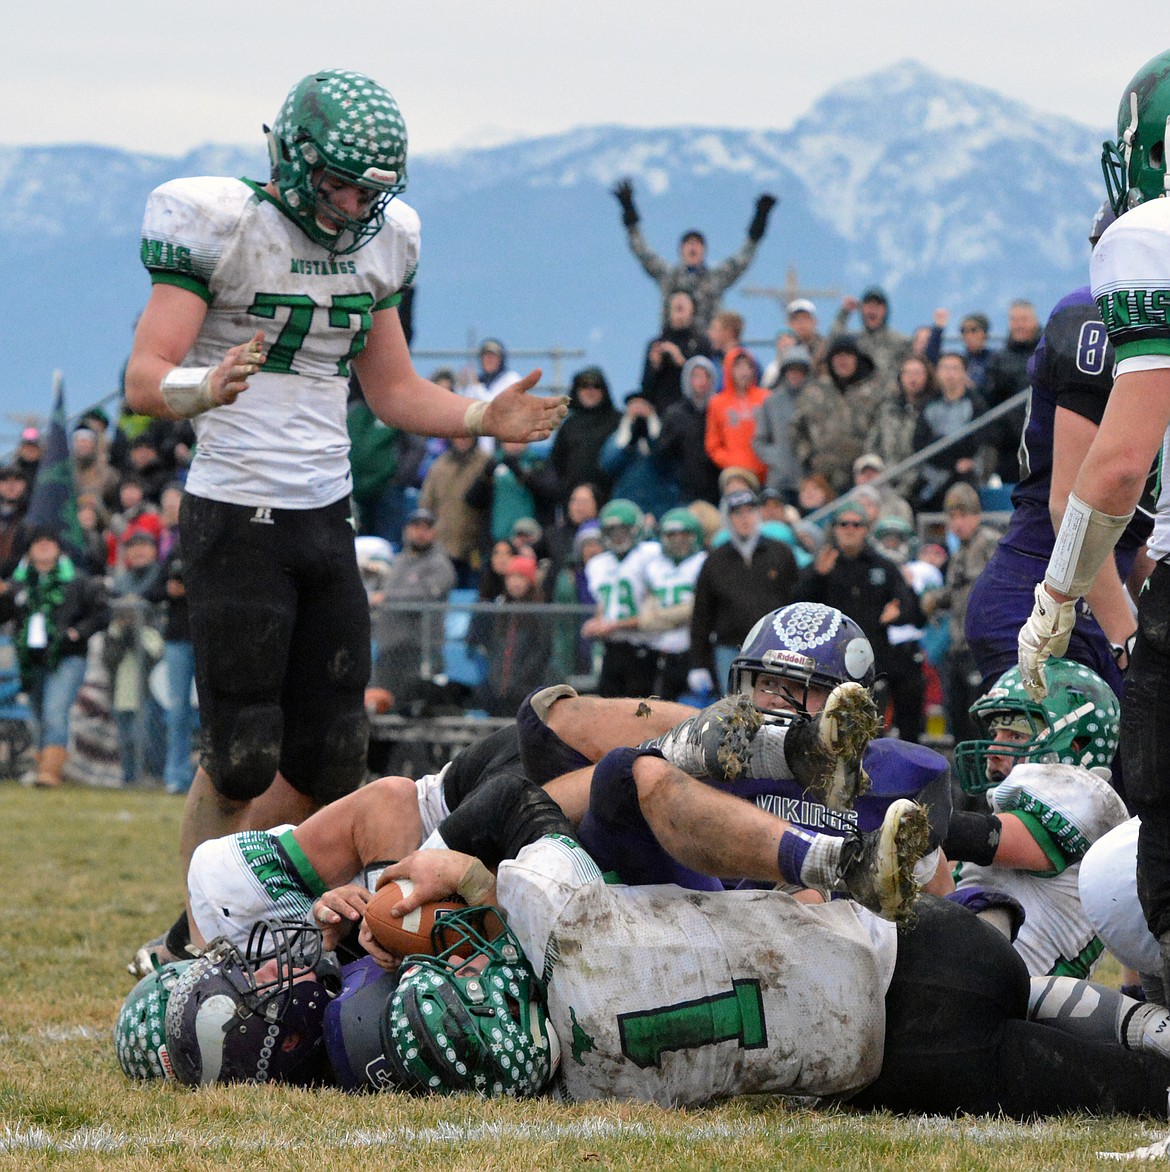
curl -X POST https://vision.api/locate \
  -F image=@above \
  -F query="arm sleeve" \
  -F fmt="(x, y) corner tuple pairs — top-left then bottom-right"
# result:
(626, 225), (671, 284)
(704, 237), (760, 295)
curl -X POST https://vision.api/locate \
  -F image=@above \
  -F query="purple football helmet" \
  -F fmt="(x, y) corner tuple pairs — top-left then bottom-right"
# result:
(165, 919), (338, 1087)
(323, 954), (402, 1092)
(729, 602), (876, 719)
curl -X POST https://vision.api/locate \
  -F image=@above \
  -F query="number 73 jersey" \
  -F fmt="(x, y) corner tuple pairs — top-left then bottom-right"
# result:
(140, 176), (419, 509)
(497, 836), (896, 1106)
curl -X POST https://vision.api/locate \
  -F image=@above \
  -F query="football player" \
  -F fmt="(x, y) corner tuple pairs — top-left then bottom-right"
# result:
(947, 659), (1128, 977)
(581, 499), (661, 696)
(1017, 50), (1170, 997)
(375, 829), (1170, 1116)
(629, 507), (708, 700)
(123, 70), (566, 971)
(967, 201), (1153, 700)
(574, 603), (951, 899)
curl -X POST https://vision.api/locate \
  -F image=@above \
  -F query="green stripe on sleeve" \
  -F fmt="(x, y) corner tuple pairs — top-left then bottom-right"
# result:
(150, 272), (212, 304)
(275, 829), (328, 897)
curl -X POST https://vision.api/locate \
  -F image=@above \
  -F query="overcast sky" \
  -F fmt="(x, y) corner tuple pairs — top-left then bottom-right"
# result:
(4, 1), (1164, 155)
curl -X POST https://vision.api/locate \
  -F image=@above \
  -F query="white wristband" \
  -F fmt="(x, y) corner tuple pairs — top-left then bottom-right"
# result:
(463, 399), (488, 438)
(160, 366), (216, 418)
(1045, 491), (1133, 597)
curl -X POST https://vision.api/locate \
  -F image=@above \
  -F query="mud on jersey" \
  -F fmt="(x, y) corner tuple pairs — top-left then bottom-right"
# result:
(1091, 200), (1170, 561)
(497, 835), (896, 1106)
(140, 176), (419, 509)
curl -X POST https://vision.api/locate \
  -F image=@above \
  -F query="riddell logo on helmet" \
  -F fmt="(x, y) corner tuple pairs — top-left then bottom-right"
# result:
(762, 649), (814, 672)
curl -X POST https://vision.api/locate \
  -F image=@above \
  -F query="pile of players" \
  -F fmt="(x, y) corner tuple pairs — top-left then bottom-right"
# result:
(115, 599), (1170, 1117)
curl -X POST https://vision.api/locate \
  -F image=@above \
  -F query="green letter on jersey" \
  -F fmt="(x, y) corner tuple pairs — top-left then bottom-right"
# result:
(328, 293), (375, 376)
(248, 293), (317, 373)
(617, 979), (767, 1069)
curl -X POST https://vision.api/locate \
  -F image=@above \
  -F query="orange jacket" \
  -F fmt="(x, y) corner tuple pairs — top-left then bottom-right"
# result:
(705, 348), (769, 481)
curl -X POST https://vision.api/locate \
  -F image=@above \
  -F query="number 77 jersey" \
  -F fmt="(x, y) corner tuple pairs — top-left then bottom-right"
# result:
(497, 836), (896, 1106)
(140, 175), (419, 509)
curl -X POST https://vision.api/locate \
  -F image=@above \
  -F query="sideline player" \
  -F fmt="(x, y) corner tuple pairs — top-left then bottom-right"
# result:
(124, 69), (566, 968)
(967, 205), (1153, 697)
(1017, 50), (1170, 996)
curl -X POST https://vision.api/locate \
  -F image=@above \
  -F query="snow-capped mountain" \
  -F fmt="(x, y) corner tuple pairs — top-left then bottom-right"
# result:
(0, 60), (1109, 430)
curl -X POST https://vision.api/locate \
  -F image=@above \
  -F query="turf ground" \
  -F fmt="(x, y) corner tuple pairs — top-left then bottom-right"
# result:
(1, 780), (1167, 1170)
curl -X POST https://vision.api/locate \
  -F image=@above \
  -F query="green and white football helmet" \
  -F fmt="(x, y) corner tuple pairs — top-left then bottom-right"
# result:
(266, 69), (408, 254)
(380, 906), (559, 1098)
(1102, 50), (1170, 215)
(953, 658), (1120, 794)
(113, 959), (195, 1080)
(659, 507), (703, 563)
(598, 499), (645, 557)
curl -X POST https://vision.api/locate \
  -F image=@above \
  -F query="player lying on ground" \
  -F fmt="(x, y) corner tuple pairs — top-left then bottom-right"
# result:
(176, 603), (948, 959)
(360, 807), (1170, 1116)
(944, 658), (1129, 978)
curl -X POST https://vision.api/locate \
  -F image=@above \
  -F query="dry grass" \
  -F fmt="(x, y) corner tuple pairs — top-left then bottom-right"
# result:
(0, 781), (1162, 1169)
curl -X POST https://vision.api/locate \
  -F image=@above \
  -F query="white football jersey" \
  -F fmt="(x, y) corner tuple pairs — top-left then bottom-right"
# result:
(140, 176), (420, 508)
(497, 836), (896, 1106)
(1091, 200), (1170, 560)
(953, 764), (1128, 979)
(584, 541), (660, 645)
(639, 548), (707, 654)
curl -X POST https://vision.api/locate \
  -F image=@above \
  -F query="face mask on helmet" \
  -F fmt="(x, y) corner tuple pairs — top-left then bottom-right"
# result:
(114, 959), (196, 1081)
(598, 500), (644, 557)
(266, 69), (408, 255)
(165, 919), (339, 1087)
(659, 508), (702, 563)
(953, 659), (1120, 794)
(728, 603), (876, 723)
(379, 906), (560, 1098)
(1102, 50), (1170, 216)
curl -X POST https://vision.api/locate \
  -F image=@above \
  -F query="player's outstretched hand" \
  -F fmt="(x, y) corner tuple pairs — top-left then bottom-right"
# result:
(483, 370), (569, 442)
(211, 331), (267, 406)
(1018, 581), (1076, 700)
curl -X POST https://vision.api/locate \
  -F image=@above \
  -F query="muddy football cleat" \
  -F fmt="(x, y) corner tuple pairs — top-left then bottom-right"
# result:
(649, 693), (763, 780)
(837, 798), (930, 922)
(782, 682), (879, 809)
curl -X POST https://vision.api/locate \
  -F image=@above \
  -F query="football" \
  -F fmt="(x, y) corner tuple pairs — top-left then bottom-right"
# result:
(363, 879), (466, 957)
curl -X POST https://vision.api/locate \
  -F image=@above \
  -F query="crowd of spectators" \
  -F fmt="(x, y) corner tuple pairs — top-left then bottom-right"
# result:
(0, 408), (199, 790)
(1, 188), (1043, 783)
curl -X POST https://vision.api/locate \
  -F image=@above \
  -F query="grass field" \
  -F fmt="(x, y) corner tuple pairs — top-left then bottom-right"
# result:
(1, 779), (1167, 1170)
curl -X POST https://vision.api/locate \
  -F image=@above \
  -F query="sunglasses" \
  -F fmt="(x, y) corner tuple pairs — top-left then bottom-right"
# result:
(835, 519), (867, 529)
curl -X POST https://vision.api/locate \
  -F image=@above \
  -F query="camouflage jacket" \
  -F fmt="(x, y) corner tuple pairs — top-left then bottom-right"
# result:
(625, 225), (760, 332)
(791, 374), (894, 494)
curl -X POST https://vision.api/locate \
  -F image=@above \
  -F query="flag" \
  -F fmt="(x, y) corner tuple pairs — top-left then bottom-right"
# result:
(24, 372), (83, 557)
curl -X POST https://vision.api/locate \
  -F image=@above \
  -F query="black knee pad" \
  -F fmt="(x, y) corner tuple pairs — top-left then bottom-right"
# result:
(208, 703), (284, 802)
(298, 709), (370, 806)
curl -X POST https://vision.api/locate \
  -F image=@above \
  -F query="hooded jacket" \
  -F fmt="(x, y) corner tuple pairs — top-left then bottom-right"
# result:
(704, 347), (769, 482)
(791, 336), (890, 494)
(549, 368), (622, 498)
(653, 356), (722, 505)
